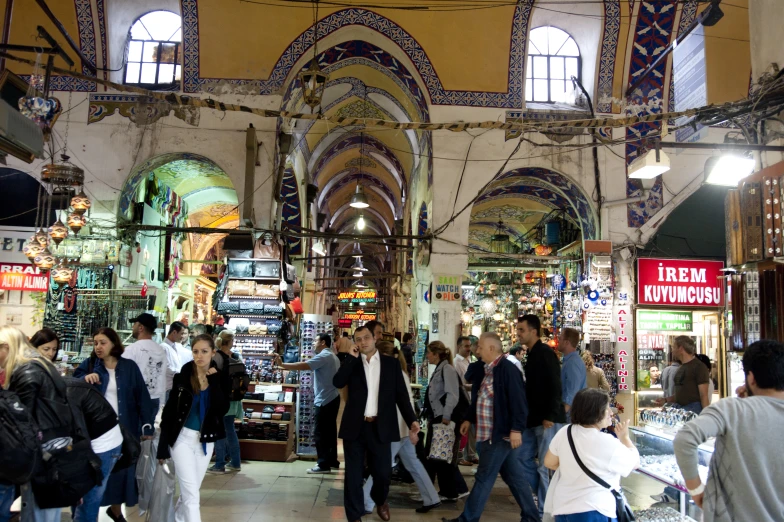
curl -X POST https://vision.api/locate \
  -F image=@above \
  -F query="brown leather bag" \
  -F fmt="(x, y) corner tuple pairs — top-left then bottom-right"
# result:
(228, 280), (255, 296)
(253, 236), (281, 260)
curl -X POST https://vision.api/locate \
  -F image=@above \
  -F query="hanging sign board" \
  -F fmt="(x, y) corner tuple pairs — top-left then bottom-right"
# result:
(637, 258), (725, 307)
(637, 310), (693, 331)
(433, 275), (462, 302)
(0, 263), (49, 292)
(343, 310), (376, 321)
(613, 303), (633, 393)
(337, 290), (376, 304)
(337, 319), (353, 328)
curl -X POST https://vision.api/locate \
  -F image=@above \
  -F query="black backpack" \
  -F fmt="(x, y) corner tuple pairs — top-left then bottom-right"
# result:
(214, 351), (250, 401)
(0, 389), (40, 484)
(28, 360), (104, 508)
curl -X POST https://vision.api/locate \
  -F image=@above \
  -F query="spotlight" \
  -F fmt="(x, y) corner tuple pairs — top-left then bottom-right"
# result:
(629, 149), (670, 179)
(705, 154), (755, 186)
(349, 184), (369, 209)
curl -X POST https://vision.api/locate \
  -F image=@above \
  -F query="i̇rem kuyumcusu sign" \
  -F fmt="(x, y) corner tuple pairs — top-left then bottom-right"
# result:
(337, 290), (377, 304)
(637, 258), (725, 307)
(343, 310), (377, 321)
(637, 310), (694, 332)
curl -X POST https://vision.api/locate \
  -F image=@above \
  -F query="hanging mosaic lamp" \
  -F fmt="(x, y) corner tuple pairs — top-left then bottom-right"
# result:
(48, 219), (69, 245)
(35, 229), (49, 247)
(67, 213), (86, 234)
(70, 190), (92, 215)
(51, 262), (73, 284)
(23, 236), (44, 260)
(33, 247), (55, 272)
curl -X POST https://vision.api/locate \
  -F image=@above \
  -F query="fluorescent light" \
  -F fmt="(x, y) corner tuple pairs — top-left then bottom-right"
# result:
(629, 149), (670, 179)
(705, 154), (755, 186)
(356, 214), (365, 231)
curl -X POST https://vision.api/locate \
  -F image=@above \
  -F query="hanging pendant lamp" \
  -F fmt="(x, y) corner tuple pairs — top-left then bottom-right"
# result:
(48, 219), (69, 245)
(70, 190), (92, 215)
(298, 2), (329, 109)
(351, 243), (363, 259)
(67, 213), (86, 234)
(356, 214), (366, 231)
(349, 184), (369, 208)
(33, 247), (55, 272)
(23, 236), (44, 260)
(51, 261), (74, 284)
(350, 257), (368, 272)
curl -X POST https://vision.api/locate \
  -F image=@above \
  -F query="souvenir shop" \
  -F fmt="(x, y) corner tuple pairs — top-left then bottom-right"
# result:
(634, 257), (727, 411)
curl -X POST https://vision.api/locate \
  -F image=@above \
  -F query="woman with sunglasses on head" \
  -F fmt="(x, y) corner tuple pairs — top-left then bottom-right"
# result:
(158, 334), (229, 522)
(30, 328), (60, 363)
(74, 327), (155, 522)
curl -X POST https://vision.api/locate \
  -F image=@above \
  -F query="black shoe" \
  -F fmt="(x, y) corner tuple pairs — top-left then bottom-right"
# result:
(416, 502), (442, 513)
(106, 508), (127, 522)
(442, 518), (460, 522)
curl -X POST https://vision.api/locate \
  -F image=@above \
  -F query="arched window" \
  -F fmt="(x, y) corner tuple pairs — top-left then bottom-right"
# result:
(525, 26), (580, 103)
(124, 11), (182, 88)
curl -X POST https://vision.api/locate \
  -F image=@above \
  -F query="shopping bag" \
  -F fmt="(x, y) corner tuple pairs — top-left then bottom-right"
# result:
(146, 459), (176, 522)
(135, 438), (158, 515)
(427, 421), (455, 463)
(542, 467), (561, 522)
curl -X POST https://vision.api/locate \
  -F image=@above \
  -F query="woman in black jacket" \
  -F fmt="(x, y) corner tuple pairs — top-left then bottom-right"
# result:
(157, 334), (229, 522)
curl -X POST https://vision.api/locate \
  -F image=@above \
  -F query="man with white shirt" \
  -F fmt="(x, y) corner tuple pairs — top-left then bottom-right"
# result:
(506, 345), (525, 374)
(161, 321), (193, 401)
(123, 313), (167, 411)
(454, 336), (471, 380)
(334, 325), (421, 522)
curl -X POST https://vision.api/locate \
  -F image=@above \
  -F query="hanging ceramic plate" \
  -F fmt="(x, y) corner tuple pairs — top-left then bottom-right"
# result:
(587, 290), (600, 302)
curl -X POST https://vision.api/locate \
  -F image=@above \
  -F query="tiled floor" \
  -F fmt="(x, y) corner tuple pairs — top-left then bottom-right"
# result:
(52, 457), (670, 521)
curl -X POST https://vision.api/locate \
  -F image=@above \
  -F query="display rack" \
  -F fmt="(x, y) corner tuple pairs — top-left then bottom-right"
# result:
(629, 426), (714, 518)
(296, 313), (333, 457)
(238, 382), (297, 461)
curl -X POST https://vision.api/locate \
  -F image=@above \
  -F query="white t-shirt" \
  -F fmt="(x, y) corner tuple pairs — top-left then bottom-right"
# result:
(122, 339), (167, 401)
(549, 424), (640, 518)
(92, 368), (123, 453)
(161, 339), (193, 391)
(105, 368), (119, 412)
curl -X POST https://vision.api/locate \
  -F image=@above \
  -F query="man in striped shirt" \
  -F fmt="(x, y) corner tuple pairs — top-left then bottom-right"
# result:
(443, 333), (539, 522)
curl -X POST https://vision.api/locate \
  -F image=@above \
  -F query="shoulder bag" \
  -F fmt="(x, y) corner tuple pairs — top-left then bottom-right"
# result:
(566, 425), (636, 522)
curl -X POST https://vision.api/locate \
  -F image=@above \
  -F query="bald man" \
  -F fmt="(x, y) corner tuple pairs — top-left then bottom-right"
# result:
(444, 333), (539, 522)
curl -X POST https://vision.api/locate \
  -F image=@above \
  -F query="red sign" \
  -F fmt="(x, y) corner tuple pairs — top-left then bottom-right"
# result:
(637, 258), (724, 307)
(0, 263), (49, 292)
(337, 319), (353, 328)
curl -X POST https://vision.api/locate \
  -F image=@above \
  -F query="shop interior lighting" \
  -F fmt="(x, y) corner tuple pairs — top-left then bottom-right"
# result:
(705, 154), (755, 186)
(350, 257), (368, 272)
(353, 270), (363, 278)
(629, 148), (670, 179)
(349, 184), (369, 209)
(311, 239), (326, 256)
(351, 243), (363, 259)
(356, 214), (366, 231)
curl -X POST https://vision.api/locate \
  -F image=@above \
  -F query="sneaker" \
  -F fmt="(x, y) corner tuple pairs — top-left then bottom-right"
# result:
(207, 467), (226, 474)
(226, 464), (241, 472)
(457, 491), (470, 500)
(307, 467), (331, 474)
(650, 493), (673, 503)
(439, 495), (458, 503)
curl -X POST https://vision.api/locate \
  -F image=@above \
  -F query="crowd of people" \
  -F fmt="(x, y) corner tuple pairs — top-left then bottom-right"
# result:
(1, 314), (783, 522)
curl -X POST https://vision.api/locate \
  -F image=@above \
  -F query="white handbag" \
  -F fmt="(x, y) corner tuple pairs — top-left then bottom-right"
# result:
(427, 421), (456, 463)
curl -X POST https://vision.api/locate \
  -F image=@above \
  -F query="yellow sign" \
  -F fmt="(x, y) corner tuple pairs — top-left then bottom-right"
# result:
(338, 290), (377, 303)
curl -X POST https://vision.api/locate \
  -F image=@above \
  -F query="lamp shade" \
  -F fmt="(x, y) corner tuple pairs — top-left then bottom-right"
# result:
(51, 262), (73, 284)
(351, 244), (363, 259)
(33, 247), (55, 272)
(298, 59), (329, 109)
(23, 236), (44, 260)
(70, 190), (92, 215)
(67, 213), (86, 234)
(48, 220), (69, 245)
(349, 185), (370, 209)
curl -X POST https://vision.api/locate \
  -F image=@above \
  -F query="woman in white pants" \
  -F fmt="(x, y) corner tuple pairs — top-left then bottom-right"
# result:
(363, 341), (442, 514)
(157, 334), (230, 522)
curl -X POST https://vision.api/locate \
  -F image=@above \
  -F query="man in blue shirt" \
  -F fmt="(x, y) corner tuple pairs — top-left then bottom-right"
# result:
(276, 333), (340, 473)
(559, 327), (587, 422)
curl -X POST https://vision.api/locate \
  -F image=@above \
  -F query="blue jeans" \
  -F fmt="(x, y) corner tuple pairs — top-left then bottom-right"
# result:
(73, 443), (122, 522)
(680, 402), (703, 414)
(213, 415), (241, 469)
(555, 512), (616, 522)
(520, 424), (560, 517)
(459, 440), (539, 522)
(364, 437), (440, 511)
(0, 482), (14, 522)
(20, 484), (60, 522)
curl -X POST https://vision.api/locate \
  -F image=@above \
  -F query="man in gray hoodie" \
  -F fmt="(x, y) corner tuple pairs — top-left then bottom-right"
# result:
(673, 340), (784, 522)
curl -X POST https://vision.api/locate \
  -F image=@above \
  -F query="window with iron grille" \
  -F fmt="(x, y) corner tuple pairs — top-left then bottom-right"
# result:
(124, 11), (182, 89)
(525, 26), (581, 103)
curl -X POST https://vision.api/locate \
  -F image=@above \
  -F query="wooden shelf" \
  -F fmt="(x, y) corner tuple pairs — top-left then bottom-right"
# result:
(241, 400), (294, 405)
(238, 439), (288, 444)
(228, 294), (281, 299)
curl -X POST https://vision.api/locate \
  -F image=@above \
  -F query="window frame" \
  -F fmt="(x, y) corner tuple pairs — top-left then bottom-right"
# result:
(123, 11), (183, 90)
(525, 26), (582, 104)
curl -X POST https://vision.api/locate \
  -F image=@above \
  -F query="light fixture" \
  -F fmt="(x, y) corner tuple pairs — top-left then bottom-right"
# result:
(67, 213), (86, 234)
(356, 214), (366, 231)
(51, 262), (73, 284)
(312, 239), (326, 256)
(353, 271), (363, 278)
(23, 235), (44, 260)
(490, 215), (512, 254)
(705, 154), (755, 186)
(33, 247), (55, 272)
(350, 257), (368, 272)
(351, 243), (363, 259)
(629, 148), (670, 179)
(48, 219), (68, 245)
(349, 184), (369, 209)
(298, 3), (329, 109)
(70, 190), (91, 215)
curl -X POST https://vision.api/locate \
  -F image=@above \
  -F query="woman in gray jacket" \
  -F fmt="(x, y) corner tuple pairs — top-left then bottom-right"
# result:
(423, 341), (468, 502)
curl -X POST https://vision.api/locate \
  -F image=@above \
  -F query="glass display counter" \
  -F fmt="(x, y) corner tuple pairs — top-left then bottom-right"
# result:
(630, 424), (713, 519)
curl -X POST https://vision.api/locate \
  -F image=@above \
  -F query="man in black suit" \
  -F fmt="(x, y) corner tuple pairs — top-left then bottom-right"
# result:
(334, 324), (421, 522)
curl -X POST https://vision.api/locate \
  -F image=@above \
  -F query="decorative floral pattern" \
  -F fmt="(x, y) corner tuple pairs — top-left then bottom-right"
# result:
(596, 0), (621, 113)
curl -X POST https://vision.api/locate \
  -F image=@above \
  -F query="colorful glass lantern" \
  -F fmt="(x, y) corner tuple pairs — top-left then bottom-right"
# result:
(23, 236), (44, 260)
(33, 247), (55, 272)
(51, 262), (74, 284)
(48, 220), (69, 245)
(67, 213), (86, 234)
(70, 190), (92, 215)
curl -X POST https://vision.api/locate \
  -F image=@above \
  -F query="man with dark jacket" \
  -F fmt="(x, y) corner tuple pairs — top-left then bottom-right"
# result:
(517, 314), (565, 517)
(333, 325), (420, 522)
(443, 332), (539, 522)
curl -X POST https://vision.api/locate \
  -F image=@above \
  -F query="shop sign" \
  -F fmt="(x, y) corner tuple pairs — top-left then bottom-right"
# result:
(337, 319), (353, 328)
(637, 258), (725, 307)
(343, 310), (376, 321)
(614, 303), (633, 393)
(636, 310), (693, 331)
(433, 275), (461, 301)
(0, 263), (49, 292)
(337, 290), (376, 304)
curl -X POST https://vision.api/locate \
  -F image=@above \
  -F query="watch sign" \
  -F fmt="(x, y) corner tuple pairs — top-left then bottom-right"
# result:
(637, 258), (725, 307)
(433, 275), (461, 302)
